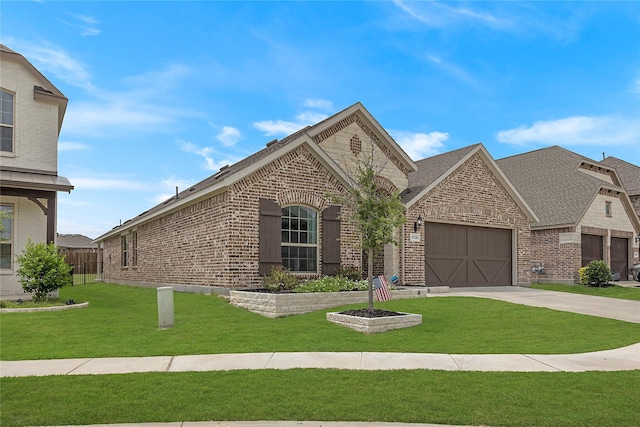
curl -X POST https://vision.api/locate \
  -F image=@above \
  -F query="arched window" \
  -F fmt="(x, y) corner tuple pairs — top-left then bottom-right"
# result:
(281, 205), (317, 272)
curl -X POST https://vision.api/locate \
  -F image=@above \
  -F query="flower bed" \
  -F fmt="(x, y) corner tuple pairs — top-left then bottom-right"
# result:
(229, 286), (447, 318)
(326, 310), (422, 334)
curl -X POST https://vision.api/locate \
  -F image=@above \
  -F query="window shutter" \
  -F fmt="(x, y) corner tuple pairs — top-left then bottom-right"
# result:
(322, 205), (341, 275)
(259, 198), (282, 275)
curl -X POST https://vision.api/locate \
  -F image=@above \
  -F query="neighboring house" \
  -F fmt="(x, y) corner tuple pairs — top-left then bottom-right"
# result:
(600, 156), (640, 220)
(0, 44), (74, 299)
(497, 146), (640, 283)
(57, 234), (100, 272)
(95, 103), (536, 290)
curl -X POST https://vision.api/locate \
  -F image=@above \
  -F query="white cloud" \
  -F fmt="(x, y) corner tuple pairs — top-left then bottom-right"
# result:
(150, 177), (196, 204)
(4, 38), (94, 91)
(254, 111), (329, 136)
(59, 142), (90, 151)
(59, 14), (101, 37)
(496, 115), (640, 146)
(179, 140), (235, 171)
(427, 55), (482, 90)
(393, 0), (511, 30)
(216, 126), (242, 147)
(304, 98), (334, 111)
(390, 130), (448, 160)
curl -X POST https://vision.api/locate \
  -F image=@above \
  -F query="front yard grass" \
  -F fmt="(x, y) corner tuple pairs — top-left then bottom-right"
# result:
(2, 283), (638, 427)
(1, 283), (639, 360)
(532, 283), (640, 300)
(2, 370), (638, 427)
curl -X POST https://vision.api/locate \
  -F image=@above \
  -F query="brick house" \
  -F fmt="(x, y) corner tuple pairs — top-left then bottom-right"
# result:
(0, 44), (74, 300)
(95, 103), (537, 291)
(497, 146), (640, 283)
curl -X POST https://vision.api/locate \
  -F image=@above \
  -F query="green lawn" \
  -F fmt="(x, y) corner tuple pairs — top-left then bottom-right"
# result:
(2, 370), (638, 427)
(1, 283), (639, 360)
(1, 283), (638, 427)
(532, 283), (640, 300)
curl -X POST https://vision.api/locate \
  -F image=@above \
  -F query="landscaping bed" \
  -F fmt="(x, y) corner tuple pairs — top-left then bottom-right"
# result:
(326, 309), (422, 333)
(230, 286), (448, 318)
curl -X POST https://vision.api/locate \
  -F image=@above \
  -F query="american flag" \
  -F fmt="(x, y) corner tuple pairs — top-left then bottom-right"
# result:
(373, 275), (392, 302)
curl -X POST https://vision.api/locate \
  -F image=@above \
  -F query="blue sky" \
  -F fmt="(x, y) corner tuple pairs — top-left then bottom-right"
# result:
(2, 1), (639, 239)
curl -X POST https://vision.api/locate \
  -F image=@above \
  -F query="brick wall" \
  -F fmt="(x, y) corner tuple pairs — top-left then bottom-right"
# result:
(530, 228), (581, 283)
(403, 153), (532, 285)
(102, 145), (361, 288)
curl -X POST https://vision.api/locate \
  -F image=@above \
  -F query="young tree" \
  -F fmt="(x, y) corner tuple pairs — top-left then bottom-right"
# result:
(16, 240), (73, 302)
(334, 156), (406, 313)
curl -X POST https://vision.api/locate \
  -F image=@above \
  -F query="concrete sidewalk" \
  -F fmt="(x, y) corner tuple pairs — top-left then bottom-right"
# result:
(2, 343), (639, 377)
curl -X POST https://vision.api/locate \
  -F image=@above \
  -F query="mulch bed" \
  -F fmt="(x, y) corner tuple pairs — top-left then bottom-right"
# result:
(338, 308), (405, 318)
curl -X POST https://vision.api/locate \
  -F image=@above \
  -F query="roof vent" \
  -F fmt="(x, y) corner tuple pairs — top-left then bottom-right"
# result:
(266, 138), (278, 147)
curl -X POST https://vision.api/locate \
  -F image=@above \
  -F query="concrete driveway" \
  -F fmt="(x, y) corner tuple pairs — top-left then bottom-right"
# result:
(441, 285), (640, 323)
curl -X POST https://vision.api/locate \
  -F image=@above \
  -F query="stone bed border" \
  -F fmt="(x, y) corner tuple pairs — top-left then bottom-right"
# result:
(326, 311), (423, 334)
(229, 286), (448, 318)
(0, 302), (90, 313)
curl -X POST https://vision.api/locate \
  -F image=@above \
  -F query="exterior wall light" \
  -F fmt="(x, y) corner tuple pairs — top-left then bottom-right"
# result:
(414, 215), (423, 232)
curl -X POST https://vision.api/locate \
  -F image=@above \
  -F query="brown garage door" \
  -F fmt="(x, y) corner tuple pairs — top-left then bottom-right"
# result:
(581, 234), (603, 267)
(610, 237), (628, 279)
(425, 223), (512, 287)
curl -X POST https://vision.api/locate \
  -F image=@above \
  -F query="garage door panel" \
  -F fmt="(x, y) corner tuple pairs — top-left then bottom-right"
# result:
(470, 259), (511, 285)
(426, 223), (512, 287)
(581, 234), (603, 267)
(610, 237), (628, 279)
(426, 257), (467, 284)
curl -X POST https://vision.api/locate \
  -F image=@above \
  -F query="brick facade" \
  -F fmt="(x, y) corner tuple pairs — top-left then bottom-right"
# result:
(404, 153), (532, 285)
(103, 145), (361, 288)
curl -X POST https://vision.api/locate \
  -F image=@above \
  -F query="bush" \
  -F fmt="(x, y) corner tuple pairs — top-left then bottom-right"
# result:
(579, 267), (589, 285)
(336, 265), (364, 281)
(16, 240), (72, 302)
(583, 260), (612, 287)
(294, 275), (368, 293)
(262, 266), (299, 292)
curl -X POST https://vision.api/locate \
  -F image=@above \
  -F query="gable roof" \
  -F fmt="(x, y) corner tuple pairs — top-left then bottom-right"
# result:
(497, 145), (637, 230)
(600, 156), (640, 197)
(402, 143), (538, 221)
(95, 102), (413, 242)
(0, 44), (68, 132)
(57, 234), (97, 249)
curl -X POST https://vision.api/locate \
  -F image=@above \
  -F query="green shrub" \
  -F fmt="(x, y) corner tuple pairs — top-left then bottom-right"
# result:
(16, 240), (72, 302)
(578, 266), (589, 285)
(294, 275), (368, 293)
(336, 265), (364, 281)
(262, 266), (299, 292)
(583, 260), (612, 287)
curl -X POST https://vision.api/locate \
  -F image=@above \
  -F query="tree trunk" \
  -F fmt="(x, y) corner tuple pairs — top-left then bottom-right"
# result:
(367, 247), (374, 314)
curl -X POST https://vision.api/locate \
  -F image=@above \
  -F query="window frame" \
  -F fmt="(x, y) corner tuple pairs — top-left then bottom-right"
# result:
(131, 231), (138, 267)
(121, 235), (129, 267)
(0, 89), (15, 154)
(605, 201), (612, 217)
(281, 205), (319, 273)
(0, 204), (13, 270)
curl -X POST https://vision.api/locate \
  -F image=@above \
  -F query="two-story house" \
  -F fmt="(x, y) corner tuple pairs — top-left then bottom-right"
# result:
(0, 44), (73, 300)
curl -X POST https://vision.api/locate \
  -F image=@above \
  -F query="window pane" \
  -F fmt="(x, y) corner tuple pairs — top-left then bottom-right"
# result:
(1, 127), (12, 152)
(0, 205), (12, 240)
(0, 243), (11, 269)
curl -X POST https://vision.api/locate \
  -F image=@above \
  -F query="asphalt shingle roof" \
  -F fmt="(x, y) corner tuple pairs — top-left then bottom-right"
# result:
(57, 234), (97, 249)
(601, 156), (640, 197)
(496, 145), (623, 229)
